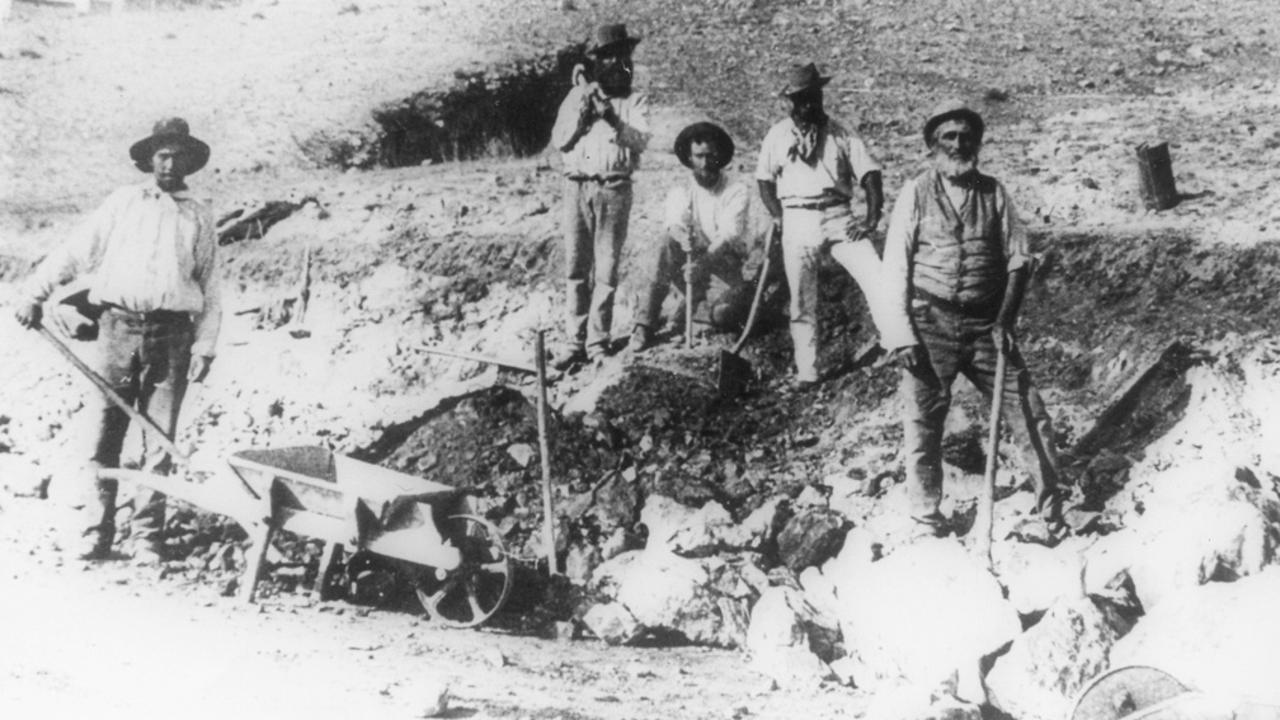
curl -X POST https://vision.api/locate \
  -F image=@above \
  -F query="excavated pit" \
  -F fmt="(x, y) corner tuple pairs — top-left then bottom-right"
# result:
(298, 46), (585, 169)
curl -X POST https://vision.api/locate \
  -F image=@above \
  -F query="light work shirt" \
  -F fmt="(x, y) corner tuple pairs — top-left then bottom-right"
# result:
(25, 181), (222, 357)
(663, 174), (750, 254)
(551, 83), (651, 180)
(755, 118), (881, 205)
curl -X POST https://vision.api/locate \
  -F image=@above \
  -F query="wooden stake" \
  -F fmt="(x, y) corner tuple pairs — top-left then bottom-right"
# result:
(976, 331), (1008, 566)
(535, 330), (559, 576)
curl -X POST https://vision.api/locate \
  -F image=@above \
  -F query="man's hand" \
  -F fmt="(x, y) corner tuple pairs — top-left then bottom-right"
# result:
(188, 355), (213, 384)
(847, 220), (878, 243)
(891, 345), (921, 371)
(14, 302), (42, 330)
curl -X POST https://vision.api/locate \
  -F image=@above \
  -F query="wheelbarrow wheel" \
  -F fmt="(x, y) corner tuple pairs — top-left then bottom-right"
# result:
(413, 514), (513, 628)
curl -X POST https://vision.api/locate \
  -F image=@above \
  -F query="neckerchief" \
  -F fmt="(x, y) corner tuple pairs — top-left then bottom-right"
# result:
(788, 117), (827, 165)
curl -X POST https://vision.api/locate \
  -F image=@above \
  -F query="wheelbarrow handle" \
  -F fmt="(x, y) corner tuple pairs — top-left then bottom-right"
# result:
(36, 325), (186, 462)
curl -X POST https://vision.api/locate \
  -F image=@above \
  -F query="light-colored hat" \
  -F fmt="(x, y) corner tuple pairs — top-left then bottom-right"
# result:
(922, 100), (985, 146)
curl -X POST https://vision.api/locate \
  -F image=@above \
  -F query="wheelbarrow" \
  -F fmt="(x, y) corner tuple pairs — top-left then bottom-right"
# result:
(100, 446), (513, 627)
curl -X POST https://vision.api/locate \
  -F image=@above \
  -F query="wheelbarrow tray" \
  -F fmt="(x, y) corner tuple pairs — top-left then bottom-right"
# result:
(227, 446), (468, 569)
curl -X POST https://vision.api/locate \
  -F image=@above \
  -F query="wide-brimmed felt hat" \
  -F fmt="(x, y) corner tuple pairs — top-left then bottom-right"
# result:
(674, 122), (735, 169)
(922, 100), (985, 146)
(129, 117), (210, 174)
(587, 23), (641, 56)
(779, 62), (831, 97)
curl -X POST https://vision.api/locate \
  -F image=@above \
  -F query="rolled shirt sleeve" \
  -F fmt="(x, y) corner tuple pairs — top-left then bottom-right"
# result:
(842, 133), (882, 185)
(996, 181), (1032, 273)
(190, 201), (221, 358)
(709, 181), (750, 251)
(23, 192), (118, 305)
(878, 178), (922, 352)
(754, 123), (784, 183)
(663, 183), (694, 241)
(551, 84), (587, 153)
(613, 91), (650, 155)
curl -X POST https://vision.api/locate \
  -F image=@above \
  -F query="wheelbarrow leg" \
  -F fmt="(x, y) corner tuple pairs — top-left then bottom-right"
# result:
(312, 541), (342, 599)
(239, 522), (275, 603)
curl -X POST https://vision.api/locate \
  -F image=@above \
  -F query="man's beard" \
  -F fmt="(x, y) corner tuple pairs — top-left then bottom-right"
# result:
(791, 107), (827, 133)
(933, 148), (979, 180)
(597, 64), (633, 97)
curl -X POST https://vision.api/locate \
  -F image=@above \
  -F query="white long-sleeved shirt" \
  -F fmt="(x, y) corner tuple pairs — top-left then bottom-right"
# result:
(550, 83), (650, 179)
(663, 174), (750, 254)
(754, 118), (881, 204)
(24, 181), (222, 356)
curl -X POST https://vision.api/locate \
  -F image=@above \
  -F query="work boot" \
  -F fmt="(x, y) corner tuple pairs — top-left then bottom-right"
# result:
(629, 324), (654, 353)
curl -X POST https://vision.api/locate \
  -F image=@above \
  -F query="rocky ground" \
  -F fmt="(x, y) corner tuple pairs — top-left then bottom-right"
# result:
(3, 0), (1280, 719)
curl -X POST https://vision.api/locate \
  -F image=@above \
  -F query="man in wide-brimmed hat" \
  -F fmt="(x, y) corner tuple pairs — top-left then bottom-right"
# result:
(629, 121), (752, 351)
(756, 62), (889, 390)
(879, 100), (1064, 533)
(549, 22), (651, 370)
(14, 117), (222, 561)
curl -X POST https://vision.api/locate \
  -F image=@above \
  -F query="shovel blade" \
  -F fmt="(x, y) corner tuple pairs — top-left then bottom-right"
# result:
(717, 350), (752, 398)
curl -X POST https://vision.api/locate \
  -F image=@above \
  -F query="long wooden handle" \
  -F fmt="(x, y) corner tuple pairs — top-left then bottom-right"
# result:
(977, 333), (1008, 564)
(535, 330), (558, 576)
(684, 258), (695, 348)
(37, 325), (186, 462)
(730, 223), (778, 355)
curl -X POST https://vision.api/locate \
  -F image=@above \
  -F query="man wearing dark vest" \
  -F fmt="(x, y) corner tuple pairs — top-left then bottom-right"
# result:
(880, 100), (1062, 531)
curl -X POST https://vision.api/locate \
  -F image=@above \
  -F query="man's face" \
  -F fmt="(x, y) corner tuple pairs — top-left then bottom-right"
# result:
(789, 88), (825, 127)
(594, 49), (634, 97)
(930, 118), (980, 179)
(688, 140), (721, 187)
(151, 143), (188, 192)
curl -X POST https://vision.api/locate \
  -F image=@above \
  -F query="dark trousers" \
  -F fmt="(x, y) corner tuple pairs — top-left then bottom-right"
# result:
(632, 234), (744, 331)
(901, 300), (1061, 518)
(86, 307), (192, 537)
(562, 178), (633, 355)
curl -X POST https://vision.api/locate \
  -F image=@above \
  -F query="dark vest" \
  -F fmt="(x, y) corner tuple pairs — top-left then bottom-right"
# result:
(910, 169), (1006, 312)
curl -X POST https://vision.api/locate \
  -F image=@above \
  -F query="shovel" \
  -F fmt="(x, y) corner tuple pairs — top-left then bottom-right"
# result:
(716, 223), (778, 398)
(684, 254), (695, 349)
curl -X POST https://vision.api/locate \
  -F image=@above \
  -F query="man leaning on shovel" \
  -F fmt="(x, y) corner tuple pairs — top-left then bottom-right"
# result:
(13, 117), (222, 562)
(880, 101), (1064, 535)
(629, 121), (752, 352)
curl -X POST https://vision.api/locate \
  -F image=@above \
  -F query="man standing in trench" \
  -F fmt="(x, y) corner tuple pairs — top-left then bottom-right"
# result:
(629, 121), (751, 351)
(549, 23), (651, 370)
(756, 62), (888, 390)
(14, 117), (222, 561)
(880, 100), (1063, 532)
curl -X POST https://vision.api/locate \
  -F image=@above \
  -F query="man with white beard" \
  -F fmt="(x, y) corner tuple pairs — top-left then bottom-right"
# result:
(880, 101), (1064, 534)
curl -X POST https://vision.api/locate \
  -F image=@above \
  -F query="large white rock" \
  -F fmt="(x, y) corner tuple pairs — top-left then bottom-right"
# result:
(639, 495), (781, 557)
(1111, 568), (1280, 704)
(582, 602), (642, 645)
(746, 587), (807, 654)
(864, 685), (983, 720)
(1085, 498), (1274, 610)
(993, 537), (1090, 617)
(839, 538), (1022, 702)
(746, 645), (832, 690)
(985, 598), (1124, 720)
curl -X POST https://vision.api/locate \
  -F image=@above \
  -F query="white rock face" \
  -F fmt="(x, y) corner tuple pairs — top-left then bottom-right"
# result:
(582, 602), (642, 645)
(985, 598), (1124, 720)
(1111, 567), (1280, 705)
(746, 645), (832, 690)
(639, 494), (780, 557)
(746, 587), (807, 653)
(993, 537), (1089, 617)
(838, 538), (1022, 703)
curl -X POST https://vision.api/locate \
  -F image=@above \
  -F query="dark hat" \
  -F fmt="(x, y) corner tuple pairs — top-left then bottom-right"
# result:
(587, 23), (641, 56)
(922, 100), (985, 146)
(674, 122), (735, 170)
(779, 63), (831, 97)
(129, 117), (210, 174)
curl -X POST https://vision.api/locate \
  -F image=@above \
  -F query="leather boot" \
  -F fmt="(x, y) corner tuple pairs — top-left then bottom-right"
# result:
(79, 476), (117, 560)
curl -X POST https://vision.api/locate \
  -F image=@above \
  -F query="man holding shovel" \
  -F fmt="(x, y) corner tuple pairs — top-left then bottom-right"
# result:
(880, 101), (1063, 534)
(756, 63), (888, 390)
(13, 117), (221, 561)
(629, 122), (751, 352)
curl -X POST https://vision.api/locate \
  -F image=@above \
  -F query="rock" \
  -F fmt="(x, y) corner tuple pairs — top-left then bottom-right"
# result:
(582, 602), (642, 645)
(550, 620), (576, 642)
(776, 508), (848, 571)
(505, 443), (536, 467)
(793, 484), (828, 508)
(564, 542), (602, 585)
(610, 550), (739, 647)
(839, 538), (1021, 702)
(639, 494), (779, 557)
(747, 586), (841, 662)
(985, 598), (1125, 720)
(1110, 568), (1280, 704)
(418, 679), (450, 718)
(993, 538), (1088, 617)
(1084, 499), (1273, 610)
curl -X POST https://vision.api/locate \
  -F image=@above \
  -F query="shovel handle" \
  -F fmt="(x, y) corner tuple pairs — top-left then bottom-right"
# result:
(730, 223), (778, 355)
(684, 257), (695, 348)
(976, 330), (1008, 563)
(36, 325), (186, 462)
